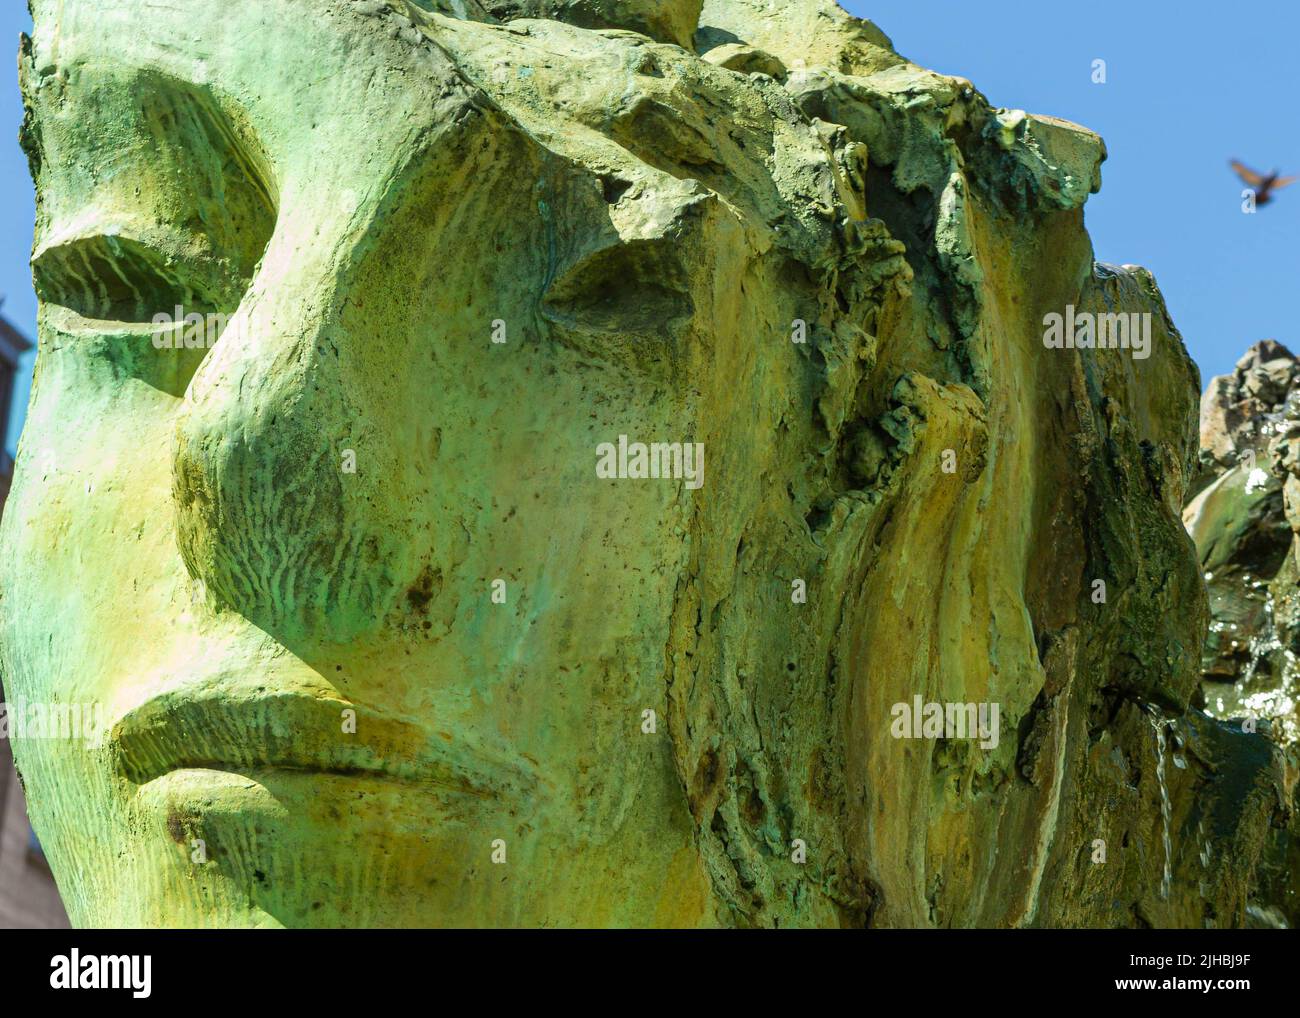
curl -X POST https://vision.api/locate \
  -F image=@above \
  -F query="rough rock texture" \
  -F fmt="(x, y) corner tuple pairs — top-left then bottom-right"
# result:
(1184, 341), (1300, 927)
(482, 0), (704, 49)
(1, 0), (1294, 927)
(1185, 342), (1298, 703)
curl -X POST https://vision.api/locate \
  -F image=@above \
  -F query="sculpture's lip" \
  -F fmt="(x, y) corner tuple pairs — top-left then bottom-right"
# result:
(108, 688), (532, 797)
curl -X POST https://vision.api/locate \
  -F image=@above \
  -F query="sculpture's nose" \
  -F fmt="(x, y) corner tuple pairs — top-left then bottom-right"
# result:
(164, 118), (508, 651)
(170, 212), (412, 647)
(167, 73), (536, 651)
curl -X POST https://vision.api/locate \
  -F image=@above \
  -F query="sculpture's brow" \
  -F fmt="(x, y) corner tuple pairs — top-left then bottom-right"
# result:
(57, 65), (278, 209)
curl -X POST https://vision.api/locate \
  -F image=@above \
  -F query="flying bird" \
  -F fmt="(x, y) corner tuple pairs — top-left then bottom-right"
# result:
(1231, 160), (1297, 206)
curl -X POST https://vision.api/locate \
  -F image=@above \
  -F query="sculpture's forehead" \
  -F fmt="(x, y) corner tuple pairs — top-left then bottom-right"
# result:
(27, 0), (847, 281)
(23, 0), (526, 268)
(25, 3), (712, 210)
(27, 0), (472, 173)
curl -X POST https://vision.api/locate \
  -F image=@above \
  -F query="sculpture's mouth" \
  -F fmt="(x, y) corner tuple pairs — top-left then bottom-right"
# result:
(108, 688), (528, 798)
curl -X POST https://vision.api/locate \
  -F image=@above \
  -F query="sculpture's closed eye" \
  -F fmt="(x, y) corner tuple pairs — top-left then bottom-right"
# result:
(24, 73), (278, 394)
(34, 232), (223, 326)
(540, 226), (699, 377)
(29, 229), (254, 398)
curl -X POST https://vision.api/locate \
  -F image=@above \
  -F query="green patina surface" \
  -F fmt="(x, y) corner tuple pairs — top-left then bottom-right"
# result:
(0, 0), (1292, 927)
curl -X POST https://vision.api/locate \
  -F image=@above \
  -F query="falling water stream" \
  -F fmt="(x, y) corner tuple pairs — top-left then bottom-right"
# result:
(1204, 579), (1300, 746)
(1148, 709), (1174, 901)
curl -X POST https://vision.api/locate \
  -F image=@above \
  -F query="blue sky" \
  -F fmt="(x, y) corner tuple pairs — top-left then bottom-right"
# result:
(2, 2), (1296, 454)
(1, 3), (32, 457)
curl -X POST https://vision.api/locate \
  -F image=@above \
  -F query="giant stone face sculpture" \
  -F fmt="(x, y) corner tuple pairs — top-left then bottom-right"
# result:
(1, 0), (1289, 928)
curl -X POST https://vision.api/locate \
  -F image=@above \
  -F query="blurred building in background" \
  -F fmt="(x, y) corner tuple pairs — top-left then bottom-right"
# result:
(0, 311), (67, 928)
(0, 312), (29, 503)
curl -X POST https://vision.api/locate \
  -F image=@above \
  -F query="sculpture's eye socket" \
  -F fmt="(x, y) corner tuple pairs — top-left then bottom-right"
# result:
(26, 70), (277, 393)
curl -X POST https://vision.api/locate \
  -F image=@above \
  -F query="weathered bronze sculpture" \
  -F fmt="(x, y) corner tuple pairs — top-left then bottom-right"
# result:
(1, 0), (1292, 927)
